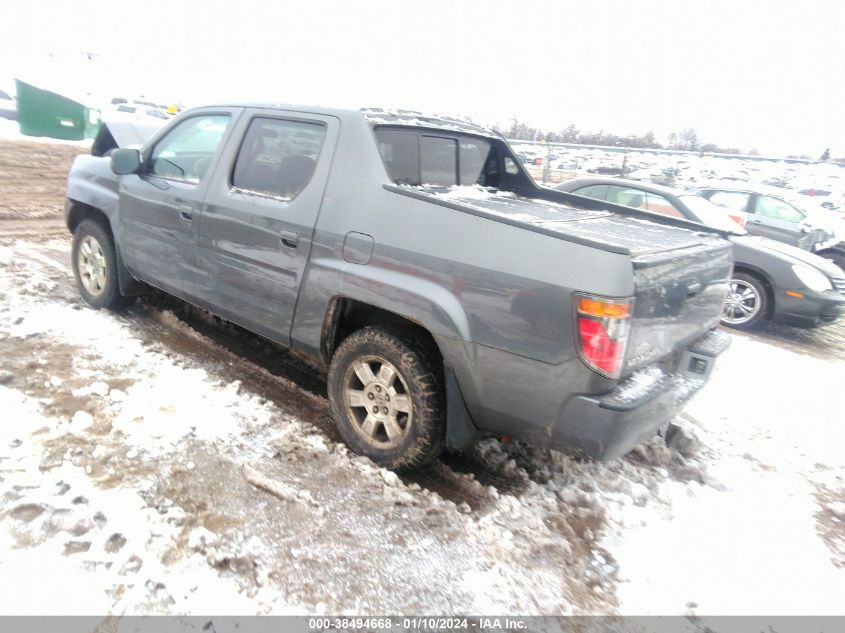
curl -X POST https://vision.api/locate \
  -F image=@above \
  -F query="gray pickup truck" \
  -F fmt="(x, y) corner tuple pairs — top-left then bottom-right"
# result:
(65, 105), (732, 470)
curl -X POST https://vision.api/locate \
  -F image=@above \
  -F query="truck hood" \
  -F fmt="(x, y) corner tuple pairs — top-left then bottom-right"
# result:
(415, 185), (727, 258)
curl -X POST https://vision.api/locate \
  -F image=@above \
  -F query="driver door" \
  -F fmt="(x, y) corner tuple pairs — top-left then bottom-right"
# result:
(118, 110), (239, 299)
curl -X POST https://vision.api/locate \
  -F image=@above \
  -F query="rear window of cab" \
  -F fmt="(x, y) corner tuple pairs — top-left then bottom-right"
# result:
(375, 128), (505, 188)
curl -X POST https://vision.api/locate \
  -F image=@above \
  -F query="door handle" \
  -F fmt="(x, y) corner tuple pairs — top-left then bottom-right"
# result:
(178, 203), (194, 222)
(279, 230), (299, 249)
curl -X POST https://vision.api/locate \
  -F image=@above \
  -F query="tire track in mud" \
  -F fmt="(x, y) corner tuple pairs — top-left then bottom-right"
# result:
(129, 297), (518, 513)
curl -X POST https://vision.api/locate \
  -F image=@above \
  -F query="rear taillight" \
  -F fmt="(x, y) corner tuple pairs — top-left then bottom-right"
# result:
(575, 293), (633, 379)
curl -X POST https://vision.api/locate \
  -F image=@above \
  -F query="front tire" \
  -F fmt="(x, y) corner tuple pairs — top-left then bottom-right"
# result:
(721, 272), (768, 329)
(327, 327), (445, 470)
(71, 219), (131, 310)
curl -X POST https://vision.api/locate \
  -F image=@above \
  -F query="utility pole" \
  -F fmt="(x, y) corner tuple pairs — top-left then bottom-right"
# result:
(543, 143), (551, 184)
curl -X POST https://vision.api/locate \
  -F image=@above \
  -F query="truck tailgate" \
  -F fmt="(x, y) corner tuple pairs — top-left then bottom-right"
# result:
(624, 240), (733, 374)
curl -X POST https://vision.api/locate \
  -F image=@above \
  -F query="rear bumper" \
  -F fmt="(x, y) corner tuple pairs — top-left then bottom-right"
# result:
(773, 290), (845, 328)
(550, 329), (731, 461)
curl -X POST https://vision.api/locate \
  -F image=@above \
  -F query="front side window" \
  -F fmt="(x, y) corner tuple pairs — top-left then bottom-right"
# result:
(708, 190), (750, 214)
(148, 114), (230, 183)
(232, 117), (326, 199)
(754, 195), (804, 223)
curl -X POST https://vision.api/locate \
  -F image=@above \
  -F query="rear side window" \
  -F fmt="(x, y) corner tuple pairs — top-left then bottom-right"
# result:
(645, 192), (684, 218)
(572, 184), (609, 200)
(148, 114), (230, 183)
(375, 128), (500, 187)
(606, 185), (647, 210)
(420, 136), (457, 186)
(232, 117), (326, 199)
(376, 130), (420, 185)
(460, 139), (494, 185)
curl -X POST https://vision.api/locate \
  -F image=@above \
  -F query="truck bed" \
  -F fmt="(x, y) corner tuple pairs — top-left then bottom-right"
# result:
(388, 184), (727, 257)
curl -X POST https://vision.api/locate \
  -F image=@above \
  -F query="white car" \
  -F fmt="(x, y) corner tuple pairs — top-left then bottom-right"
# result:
(697, 181), (845, 270)
(0, 88), (16, 120)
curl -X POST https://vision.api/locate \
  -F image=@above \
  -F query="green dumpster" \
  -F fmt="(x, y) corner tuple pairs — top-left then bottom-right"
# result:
(15, 79), (101, 141)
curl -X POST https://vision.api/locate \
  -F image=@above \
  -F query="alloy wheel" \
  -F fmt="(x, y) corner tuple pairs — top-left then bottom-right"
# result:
(77, 235), (107, 297)
(722, 279), (761, 325)
(343, 355), (413, 448)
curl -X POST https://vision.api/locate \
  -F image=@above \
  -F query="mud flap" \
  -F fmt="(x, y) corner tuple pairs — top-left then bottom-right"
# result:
(115, 242), (147, 297)
(444, 365), (480, 451)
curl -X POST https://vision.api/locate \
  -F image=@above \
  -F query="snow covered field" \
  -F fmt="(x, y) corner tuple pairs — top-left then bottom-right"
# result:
(512, 141), (845, 212)
(0, 137), (844, 616)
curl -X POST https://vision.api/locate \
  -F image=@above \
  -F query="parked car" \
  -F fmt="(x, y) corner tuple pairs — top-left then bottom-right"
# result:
(64, 105), (733, 469)
(555, 178), (845, 329)
(696, 183), (845, 270)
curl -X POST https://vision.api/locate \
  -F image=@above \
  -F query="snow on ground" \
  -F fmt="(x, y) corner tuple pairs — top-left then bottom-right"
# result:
(1, 233), (844, 616)
(602, 333), (845, 614)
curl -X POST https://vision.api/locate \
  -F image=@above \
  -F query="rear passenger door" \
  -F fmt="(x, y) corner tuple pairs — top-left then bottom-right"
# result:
(748, 194), (807, 247)
(196, 110), (338, 344)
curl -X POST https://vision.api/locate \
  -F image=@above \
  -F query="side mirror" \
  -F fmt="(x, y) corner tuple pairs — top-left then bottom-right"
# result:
(110, 148), (141, 175)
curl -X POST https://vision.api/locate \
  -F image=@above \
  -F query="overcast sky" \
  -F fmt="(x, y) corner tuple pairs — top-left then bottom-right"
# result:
(1, 0), (842, 156)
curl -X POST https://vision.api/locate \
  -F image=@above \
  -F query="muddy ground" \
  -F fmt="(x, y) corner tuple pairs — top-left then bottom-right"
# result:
(0, 138), (843, 616)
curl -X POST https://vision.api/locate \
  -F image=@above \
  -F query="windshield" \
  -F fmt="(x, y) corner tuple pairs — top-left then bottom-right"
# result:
(679, 195), (747, 234)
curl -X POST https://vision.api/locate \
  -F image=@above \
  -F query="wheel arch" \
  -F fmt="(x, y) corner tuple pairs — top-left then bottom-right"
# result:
(67, 200), (145, 297)
(320, 297), (441, 365)
(320, 297), (480, 451)
(67, 199), (111, 234)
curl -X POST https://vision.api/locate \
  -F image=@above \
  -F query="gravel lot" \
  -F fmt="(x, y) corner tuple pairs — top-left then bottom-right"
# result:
(0, 138), (843, 615)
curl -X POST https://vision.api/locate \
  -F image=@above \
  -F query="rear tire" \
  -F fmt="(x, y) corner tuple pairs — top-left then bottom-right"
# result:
(327, 326), (445, 470)
(721, 272), (768, 329)
(71, 219), (132, 310)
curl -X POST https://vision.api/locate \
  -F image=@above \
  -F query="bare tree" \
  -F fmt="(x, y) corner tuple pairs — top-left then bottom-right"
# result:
(678, 128), (701, 151)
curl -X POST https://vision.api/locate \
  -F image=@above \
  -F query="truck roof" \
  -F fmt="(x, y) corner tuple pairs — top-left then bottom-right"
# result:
(192, 103), (500, 138)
